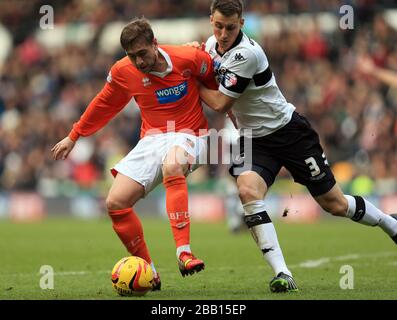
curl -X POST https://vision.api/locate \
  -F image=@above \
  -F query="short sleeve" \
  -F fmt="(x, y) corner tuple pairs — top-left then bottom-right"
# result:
(219, 48), (259, 98)
(194, 48), (218, 90)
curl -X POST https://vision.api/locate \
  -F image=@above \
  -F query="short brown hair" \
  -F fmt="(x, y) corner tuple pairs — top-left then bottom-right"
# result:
(210, 0), (243, 17)
(120, 18), (154, 51)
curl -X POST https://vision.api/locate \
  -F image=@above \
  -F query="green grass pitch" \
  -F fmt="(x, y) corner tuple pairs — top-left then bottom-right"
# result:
(1, 217), (396, 300)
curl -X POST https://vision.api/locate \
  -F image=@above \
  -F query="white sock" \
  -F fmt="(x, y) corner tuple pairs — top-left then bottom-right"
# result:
(243, 200), (291, 276)
(344, 195), (397, 236)
(176, 245), (191, 259)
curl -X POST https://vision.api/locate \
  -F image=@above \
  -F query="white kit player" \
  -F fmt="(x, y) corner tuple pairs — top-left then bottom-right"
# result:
(198, 0), (397, 293)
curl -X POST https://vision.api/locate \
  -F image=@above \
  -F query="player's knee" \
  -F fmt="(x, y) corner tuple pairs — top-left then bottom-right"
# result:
(162, 163), (185, 178)
(238, 184), (262, 203)
(106, 196), (130, 211)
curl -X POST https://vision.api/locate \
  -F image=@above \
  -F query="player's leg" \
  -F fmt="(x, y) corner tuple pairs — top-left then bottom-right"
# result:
(106, 173), (146, 257)
(162, 144), (205, 276)
(108, 134), (171, 290)
(314, 184), (397, 243)
(106, 172), (161, 289)
(222, 176), (245, 233)
(236, 170), (297, 292)
(281, 112), (397, 244)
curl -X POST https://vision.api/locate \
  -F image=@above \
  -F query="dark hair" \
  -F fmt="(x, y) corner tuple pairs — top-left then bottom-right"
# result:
(210, 0), (243, 17)
(120, 18), (154, 51)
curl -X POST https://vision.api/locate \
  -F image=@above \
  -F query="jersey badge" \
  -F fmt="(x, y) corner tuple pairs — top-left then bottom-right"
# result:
(181, 69), (192, 79)
(200, 62), (208, 75)
(224, 71), (238, 88)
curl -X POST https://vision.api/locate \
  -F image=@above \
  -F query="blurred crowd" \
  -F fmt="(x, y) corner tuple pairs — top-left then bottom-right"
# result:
(1, 0), (397, 197)
(2, 0), (396, 44)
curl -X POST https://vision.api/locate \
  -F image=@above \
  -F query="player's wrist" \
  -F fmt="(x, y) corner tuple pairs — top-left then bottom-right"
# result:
(68, 129), (80, 142)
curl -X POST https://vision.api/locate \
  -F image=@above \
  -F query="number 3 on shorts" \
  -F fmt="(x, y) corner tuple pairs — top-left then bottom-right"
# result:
(305, 153), (328, 177)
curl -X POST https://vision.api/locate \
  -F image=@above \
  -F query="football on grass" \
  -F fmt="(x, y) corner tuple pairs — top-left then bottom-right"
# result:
(111, 256), (154, 296)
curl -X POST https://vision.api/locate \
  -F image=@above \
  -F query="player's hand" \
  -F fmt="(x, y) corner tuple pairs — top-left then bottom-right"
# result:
(356, 55), (376, 74)
(51, 137), (75, 160)
(183, 41), (205, 50)
(226, 110), (238, 129)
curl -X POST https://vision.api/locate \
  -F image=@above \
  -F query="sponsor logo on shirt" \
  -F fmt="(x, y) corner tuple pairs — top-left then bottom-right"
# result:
(234, 52), (246, 61)
(213, 60), (221, 73)
(213, 60), (222, 83)
(142, 77), (151, 87)
(155, 81), (188, 104)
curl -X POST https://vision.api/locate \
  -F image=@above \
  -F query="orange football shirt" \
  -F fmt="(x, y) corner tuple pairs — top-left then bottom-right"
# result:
(68, 46), (217, 141)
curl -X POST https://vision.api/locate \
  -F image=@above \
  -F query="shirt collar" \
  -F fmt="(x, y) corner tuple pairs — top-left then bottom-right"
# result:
(215, 30), (244, 57)
(149, 47), (173, 78)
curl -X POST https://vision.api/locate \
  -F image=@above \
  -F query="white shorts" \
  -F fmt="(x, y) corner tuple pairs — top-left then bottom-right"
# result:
(111, 132), (207, 195)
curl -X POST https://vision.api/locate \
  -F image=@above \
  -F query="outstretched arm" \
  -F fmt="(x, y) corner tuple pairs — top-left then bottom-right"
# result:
(357, 56), (397, 88)
(51, 64), (132, 160)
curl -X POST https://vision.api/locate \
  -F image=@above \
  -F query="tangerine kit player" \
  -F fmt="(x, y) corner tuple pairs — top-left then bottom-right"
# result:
(51, 18), (218, 290)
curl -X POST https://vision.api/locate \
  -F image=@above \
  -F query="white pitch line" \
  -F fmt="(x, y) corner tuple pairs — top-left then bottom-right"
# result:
(0, 270), (111, 278)
(1, 252), (396, 278)
(289, 251), (397, 269)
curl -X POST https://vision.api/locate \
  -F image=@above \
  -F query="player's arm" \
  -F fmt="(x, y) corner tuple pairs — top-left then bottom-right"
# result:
(190, 47), (235, 112)
(357, 55), (397, 88)
(199, 86), (236, 113)
(200, 48), (258, 113)
(52, 64), (132, 160)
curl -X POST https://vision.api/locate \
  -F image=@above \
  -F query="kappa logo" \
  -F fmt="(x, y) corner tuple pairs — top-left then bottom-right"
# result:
(245, 215), (262, 223)
(261, 247), (274, 254)
(234, 52), (245, 61)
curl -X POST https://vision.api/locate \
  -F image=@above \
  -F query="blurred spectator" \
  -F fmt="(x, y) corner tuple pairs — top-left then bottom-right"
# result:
(356, 54), (397, 88)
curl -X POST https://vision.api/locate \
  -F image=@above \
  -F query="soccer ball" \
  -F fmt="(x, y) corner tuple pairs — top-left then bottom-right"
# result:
(111, 256), (154, 296)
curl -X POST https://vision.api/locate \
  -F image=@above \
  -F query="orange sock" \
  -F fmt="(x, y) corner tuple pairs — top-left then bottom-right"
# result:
(108, 208), (152, 264)
(163, 175), (190, 248)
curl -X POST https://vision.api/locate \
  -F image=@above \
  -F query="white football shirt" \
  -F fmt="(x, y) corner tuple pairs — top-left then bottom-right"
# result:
(206, 32), (295, 138)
